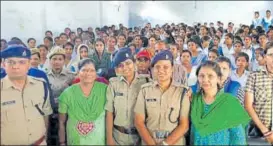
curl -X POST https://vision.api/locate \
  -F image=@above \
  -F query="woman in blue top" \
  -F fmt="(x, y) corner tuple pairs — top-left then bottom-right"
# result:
(191, 56), (245, 106)
(262, 10), (273, 32)
(190, 61), (250, 145)
(187, 39), (207, 67)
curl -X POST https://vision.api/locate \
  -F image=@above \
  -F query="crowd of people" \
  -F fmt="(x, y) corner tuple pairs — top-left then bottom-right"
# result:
(1, 9), (273, 145)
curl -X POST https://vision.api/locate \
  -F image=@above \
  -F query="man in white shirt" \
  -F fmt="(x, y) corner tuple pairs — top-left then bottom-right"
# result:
(221, 33), (234, 57)
(242, 36), (255, 63)
(230, 52), (250, 88)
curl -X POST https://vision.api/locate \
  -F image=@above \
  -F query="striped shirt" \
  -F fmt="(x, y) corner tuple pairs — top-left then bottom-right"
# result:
(245, 68), (273, 130)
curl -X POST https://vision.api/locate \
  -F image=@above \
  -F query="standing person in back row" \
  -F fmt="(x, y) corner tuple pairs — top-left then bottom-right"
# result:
(1, 46), (52, 145)
(46, 47), (76, 145)
(245, 43), (273, 144)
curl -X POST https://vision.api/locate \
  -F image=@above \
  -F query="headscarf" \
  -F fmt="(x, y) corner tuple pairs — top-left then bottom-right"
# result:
(191, 91), (250, 137)
(76, 44), (90, 61)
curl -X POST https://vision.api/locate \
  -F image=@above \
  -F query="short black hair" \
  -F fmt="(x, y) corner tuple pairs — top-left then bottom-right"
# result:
(258, 33), (267, 39)
(255, 11), (259, 15)
(266, 10), (271, 13)
(181, 49), (192, 57)
(27, 38), (36, 43)
(209, 49), (219, 57)
(236, 52), (249, 62)
(54, 36), (60, 40)
(202, 36), (210, 42)
(59, 33), (68, 38)
(233, 40), (243, 46)
(69, 31), (76, 37)
(37, 44), (49, 51)
(64, 42), (74, 49)
(44, 36), (53, 42)
(45, 30), (53, 35)
(225, 33), (234, 40)
(216, 56), (232, 69)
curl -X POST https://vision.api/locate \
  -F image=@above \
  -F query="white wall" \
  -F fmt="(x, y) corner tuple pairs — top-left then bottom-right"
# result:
(1, 1), (273, 44)
(128, 1), (273, 27)
(1, 1), (129, 45)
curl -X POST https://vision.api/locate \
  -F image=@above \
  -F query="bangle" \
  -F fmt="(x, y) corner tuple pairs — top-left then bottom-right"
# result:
(162, 141), (169, 146)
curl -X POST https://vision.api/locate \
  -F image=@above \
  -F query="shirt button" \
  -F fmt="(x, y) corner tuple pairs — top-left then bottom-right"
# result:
(28, 119), (30, 122)
(29, 133), (32, 136)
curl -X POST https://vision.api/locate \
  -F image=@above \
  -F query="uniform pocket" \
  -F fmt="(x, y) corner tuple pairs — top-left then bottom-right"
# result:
(6, 110), (18, 122)
(145, 99), (158, 117)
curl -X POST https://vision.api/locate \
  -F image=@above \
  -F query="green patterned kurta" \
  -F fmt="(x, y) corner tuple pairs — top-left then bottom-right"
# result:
(58, 82), (107, 145)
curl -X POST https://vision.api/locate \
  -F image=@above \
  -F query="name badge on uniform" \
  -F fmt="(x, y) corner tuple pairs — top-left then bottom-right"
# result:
(2, 100), (16, 106)
(115, 92), (124, 96)
(146, 98), (157, 102)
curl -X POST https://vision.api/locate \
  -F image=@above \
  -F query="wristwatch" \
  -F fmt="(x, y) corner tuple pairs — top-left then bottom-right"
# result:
(162, 141), (169, 146)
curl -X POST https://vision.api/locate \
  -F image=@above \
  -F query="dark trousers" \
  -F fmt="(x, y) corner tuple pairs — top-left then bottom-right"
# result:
(47, 114), (59, 146)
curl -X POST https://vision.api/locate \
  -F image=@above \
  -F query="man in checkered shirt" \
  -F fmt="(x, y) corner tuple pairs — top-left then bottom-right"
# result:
(245, 42), (273, 144)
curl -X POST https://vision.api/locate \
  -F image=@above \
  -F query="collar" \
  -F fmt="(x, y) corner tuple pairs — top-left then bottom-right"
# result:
(260, 66), (273, 76)
(2, 76), (36, 90)
(48, 68), (67, 75)
(243, 45), (253, 50)
(119, 72), (141, 82)
(152, 79), (181, 88)
(234, 69), (249, 76)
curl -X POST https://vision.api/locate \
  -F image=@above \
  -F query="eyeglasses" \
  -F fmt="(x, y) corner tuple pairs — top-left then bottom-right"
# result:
(137, 57), (149, 62)
(5, 59), (28, 66)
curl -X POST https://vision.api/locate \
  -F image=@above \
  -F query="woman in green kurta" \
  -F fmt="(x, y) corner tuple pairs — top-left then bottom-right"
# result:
(58, 58), (107, 145)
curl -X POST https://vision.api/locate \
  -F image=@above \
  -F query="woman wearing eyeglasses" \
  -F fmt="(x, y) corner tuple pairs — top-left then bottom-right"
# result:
(105, 47), (151, 145)
(134, 50), (191, 145)
(190, 61), (250, 145)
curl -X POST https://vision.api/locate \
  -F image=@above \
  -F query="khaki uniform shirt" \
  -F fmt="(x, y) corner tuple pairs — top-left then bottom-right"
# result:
(1, 76), (52, 145)
(134, 81), (190, 145)
(47, 69), (75, 111)
(105, 74), (151, 128)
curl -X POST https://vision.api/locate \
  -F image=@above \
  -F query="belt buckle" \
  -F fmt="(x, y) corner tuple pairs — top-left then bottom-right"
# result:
(155, 131), (169, 139)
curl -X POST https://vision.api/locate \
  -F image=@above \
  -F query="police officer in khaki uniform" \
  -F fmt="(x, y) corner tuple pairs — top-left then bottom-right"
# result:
(46, 47), (75, 145)
(1, 46), (52, 145)
(134, 50), (191, 145)
(105, 48), (151, 145)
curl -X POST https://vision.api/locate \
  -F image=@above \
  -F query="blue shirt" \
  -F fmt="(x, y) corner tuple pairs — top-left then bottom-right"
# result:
(191, 78), (241, 97)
